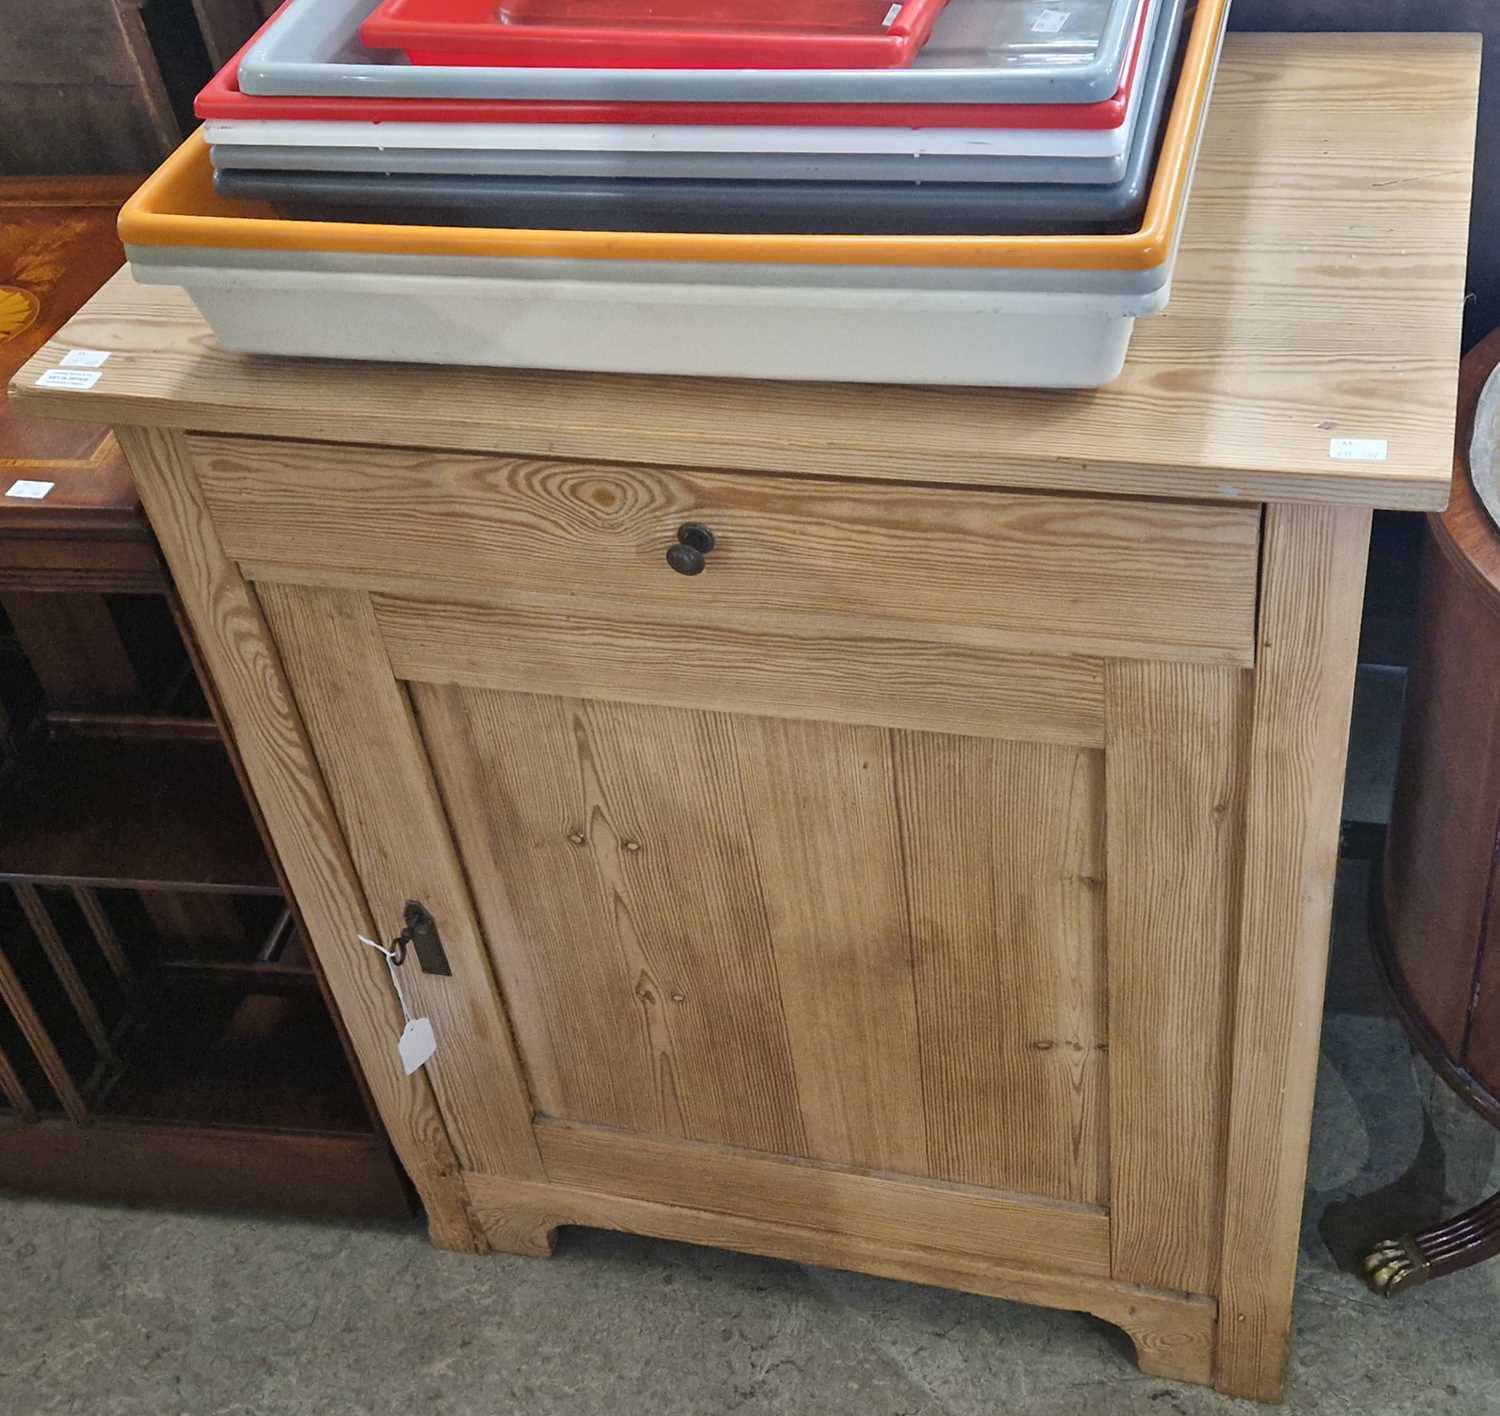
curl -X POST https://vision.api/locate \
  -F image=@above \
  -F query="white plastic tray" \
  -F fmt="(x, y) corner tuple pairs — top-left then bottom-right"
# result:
(204, 114), (1135, 159)
(126, 257), (1167, 385)
(242, 0), (1147, 104)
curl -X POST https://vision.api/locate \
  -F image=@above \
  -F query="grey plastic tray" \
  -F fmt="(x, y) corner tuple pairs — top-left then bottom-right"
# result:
(218, 0), (1180, 234)
(241, 0), (1146, 105)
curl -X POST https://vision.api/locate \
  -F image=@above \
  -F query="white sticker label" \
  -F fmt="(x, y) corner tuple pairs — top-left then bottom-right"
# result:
(59, 349), (111, 369)
(36, 368), (102, 390)
(398, 1017), (438, 1075)
(5, 480), (55, 500)
(1329, 437), (1389, 462)
(881, 3), (902, 24)
(1032, 8), (1070, 32)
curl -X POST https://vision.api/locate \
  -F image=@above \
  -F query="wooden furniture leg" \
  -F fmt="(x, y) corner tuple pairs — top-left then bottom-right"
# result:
(1215, 503), (1372, 1401)
(1363, 1192), (1500, 1295)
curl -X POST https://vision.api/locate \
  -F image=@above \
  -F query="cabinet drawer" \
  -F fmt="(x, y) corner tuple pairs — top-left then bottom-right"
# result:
(189, 434), (1260, 665)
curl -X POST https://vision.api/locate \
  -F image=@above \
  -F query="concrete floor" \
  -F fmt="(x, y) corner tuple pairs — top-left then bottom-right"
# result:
(2, 855), (1497, 1416)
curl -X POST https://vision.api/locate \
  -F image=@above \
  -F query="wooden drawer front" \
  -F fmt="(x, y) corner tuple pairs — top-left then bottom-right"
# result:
(190, 434), (1260, 665)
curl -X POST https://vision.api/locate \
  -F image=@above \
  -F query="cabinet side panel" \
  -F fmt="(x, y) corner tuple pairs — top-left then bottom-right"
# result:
(1105, 660), (1249, 1293)
(897, 736), (1109, 1205)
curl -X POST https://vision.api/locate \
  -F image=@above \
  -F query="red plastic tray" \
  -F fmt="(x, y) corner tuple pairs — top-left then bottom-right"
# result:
(197, 0), (1145, 129)
(361, 0), (950, 70)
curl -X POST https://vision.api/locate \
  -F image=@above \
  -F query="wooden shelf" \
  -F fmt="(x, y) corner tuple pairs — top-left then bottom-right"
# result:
(96, 980), (375, 1135)
(0, 1119), (412, 1219)
(0, 734), (279, 893)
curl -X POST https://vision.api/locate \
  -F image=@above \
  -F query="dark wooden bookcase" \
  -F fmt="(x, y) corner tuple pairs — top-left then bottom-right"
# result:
(0, 177), (410, 1219)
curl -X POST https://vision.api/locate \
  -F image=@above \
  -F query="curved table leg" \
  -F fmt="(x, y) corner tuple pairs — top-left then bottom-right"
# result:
(1363, 1190), (1500, 1295)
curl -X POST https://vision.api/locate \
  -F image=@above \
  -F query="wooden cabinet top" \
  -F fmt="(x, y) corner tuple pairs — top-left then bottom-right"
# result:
(10, 33), (1480, 511)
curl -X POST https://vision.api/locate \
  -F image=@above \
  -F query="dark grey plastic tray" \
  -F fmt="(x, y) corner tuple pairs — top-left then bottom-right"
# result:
(242, 0), (1146, 105)
(209, 140), (1132, 186)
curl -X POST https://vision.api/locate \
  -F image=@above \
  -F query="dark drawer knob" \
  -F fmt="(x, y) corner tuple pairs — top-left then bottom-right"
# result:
(666, 522), (716, 576)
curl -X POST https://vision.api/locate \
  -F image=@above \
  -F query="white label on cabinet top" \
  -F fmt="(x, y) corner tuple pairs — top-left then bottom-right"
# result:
(1329, 437), (1389, 462)
(881, 3), (902, 25)
(59, 348), (111, 368)
(1032, 8), (1071, 32)
(5, 479), (54, 500)
(35, 368), (101, 391)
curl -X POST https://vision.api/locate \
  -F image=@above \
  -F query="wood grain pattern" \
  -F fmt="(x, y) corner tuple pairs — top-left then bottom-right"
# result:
(1105, 661), (1248, 1294)
(729, 716), (927, 1174)
(14, 36), (1477, 511)
(464, 1170), (1217, 1386)
(535, 1119), (1109, 1277)
(0, 945), (87, 1123)
(898, 736), (1109, 1205)
(191, 436), (1259, 665)
(414, 685), (669, 1137)
(255, 583), (542, 1181)
(372, 588), (1107, 748)
(1215, 502), (1371, 1401)
(113, 426), (483, 1251)
(414, 685), (807, 1156)
(14, 883), (114, 1060)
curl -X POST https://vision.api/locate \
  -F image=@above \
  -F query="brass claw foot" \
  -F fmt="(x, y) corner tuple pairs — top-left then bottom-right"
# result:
(1361, 1236), (1430, 1296)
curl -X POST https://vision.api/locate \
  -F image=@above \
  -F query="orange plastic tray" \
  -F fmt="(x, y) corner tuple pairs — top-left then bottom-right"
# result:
(124, 0), (1224, 272)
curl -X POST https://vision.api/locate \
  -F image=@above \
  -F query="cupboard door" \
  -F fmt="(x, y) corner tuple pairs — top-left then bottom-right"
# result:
(252, 542), (1248, 1292)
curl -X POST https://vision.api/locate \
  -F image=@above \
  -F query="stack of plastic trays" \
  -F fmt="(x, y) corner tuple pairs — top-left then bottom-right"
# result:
(121, 0), (1229, 386)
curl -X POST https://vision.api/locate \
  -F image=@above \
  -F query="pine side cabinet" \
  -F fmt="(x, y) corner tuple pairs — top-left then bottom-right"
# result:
(11, 34), (1479, 1402)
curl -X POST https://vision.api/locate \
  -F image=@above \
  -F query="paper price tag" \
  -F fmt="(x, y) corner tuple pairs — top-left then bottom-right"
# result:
(1032, 8), (1070, 32)
(36, 368), (102, 391)
(359, 934), (438, 1075)
(5, 480), (54, 500)
(60, 349), (111, 369)
(399, 1018), (438, 1075)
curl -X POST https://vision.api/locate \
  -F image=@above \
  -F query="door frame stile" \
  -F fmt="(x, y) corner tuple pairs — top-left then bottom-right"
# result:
(1215, 501), (1372, 1399)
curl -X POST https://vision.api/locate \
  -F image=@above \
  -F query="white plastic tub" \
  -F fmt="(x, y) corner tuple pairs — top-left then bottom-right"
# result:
(124, 255), (1171, 386)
